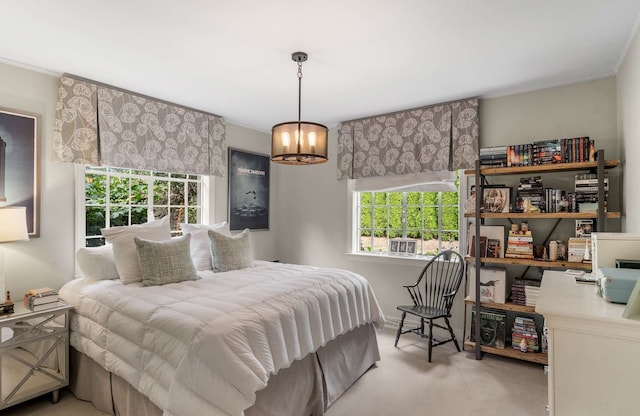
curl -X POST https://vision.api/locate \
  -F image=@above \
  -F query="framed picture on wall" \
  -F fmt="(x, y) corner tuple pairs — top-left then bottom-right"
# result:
(0, 107), (40, 237)
(228, 148), (270, 231)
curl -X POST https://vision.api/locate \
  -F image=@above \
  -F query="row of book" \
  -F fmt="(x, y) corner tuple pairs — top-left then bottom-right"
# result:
(512, 316), (539, 353)
(505, 230), (534, 259)
(23, 287), (60, 311)
(568, 237), (592, 263)
(479, 137), (595, 168)
(511, 279), (541, 307)
(507, 173), (608, 214)
(470, 307), (546, 353)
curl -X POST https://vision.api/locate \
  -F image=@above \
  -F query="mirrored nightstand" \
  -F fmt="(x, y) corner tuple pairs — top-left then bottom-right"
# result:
(0, 301), (73, 410)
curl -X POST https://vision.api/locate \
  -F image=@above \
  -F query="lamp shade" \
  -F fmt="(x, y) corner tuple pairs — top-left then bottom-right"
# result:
(0, 207), (29, 243)
(271, 121), (328, 165)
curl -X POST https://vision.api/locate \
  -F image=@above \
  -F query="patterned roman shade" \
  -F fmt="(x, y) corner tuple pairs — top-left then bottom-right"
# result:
(53, 75), (227, 176)
(53, 77), (99, 165)
(337, 98), (478, 180)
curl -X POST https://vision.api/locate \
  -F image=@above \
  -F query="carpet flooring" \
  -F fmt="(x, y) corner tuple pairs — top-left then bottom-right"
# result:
(1, 328), (548, 416)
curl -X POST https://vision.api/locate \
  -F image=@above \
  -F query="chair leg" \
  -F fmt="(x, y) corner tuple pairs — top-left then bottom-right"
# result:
(395, 312), (406, 347)
(420, 318), (425, 336)
(428, 319), (434, 362)
(445, 317), (461, 352)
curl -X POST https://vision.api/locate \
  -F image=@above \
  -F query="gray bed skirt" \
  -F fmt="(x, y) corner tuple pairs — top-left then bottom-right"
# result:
(69, 323), (380, 416)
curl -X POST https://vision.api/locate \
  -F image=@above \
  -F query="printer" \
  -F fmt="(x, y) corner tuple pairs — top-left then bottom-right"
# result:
(597, 267), (640, 303)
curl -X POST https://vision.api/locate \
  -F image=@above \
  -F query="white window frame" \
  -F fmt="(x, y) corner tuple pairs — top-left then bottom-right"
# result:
(74, 165), (210, 274)
(350, 173), (466, 261)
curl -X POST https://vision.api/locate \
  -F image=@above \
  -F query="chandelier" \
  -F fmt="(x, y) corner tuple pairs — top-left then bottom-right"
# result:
(271, 52), (328, 165)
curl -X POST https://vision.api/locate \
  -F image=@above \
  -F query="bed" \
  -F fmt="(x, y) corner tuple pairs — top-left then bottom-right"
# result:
(59, 259), (385, 416)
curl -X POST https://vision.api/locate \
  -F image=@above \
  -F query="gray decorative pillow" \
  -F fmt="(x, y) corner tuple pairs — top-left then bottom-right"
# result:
(208, 228), (255, 272)
(134, 234), (199, 286)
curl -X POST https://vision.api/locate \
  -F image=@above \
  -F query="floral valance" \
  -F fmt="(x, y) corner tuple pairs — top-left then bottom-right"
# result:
(336, 98), (478, 180)
(53, 75), (227, 176)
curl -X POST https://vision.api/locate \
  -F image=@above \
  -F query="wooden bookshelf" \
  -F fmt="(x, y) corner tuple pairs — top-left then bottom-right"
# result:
(463, 159), (620, 176)
(464, 298), (536, 313)
(464, 256), (593, 270)
(464, 341), (548, 365)
(464, 211), (621, 219)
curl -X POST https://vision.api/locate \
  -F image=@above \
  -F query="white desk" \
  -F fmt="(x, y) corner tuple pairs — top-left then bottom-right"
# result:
(536, 270), (640, 416)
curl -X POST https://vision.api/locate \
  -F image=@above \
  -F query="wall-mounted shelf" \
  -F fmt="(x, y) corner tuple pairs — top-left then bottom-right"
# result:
(464, 159), (619, 176)
(465, 256), (593, 270)
(464, 212), (621, 219)
(464, 341), (548, 365)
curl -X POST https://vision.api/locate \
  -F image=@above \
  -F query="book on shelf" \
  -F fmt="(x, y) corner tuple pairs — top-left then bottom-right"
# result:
(470, 308), (506, 349)
(568, 237), (592, 262)
(505, 230), (534, 259)
(511, 315), (540, 352)
(511, 279), (541, 306)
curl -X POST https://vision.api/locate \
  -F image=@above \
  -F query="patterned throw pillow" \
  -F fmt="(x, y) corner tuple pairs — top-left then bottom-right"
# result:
(208, 228), (255, 272)
(101, 216), (171, 284)
(134, 234), (199, 286)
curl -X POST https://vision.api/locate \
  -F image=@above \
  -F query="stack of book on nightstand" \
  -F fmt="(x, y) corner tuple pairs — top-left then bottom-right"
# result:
(23, 287), (60, 311)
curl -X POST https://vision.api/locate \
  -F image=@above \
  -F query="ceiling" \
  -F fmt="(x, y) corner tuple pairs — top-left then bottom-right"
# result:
(1, 1), (640, 133)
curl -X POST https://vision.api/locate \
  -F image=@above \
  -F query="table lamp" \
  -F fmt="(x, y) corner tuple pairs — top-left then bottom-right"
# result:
(0, 206), (29, 304)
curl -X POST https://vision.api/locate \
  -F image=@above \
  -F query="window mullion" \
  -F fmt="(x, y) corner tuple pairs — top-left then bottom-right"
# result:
(147, 176), (154, 222)
(105, 171), (111, 229)
(401, 192), (407, 239)
(368, 193), (375, 253)
(438, 192), (443, 252)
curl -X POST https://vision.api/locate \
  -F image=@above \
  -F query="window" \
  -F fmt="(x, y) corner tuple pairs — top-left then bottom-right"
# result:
(78, 166), (206, 247)
(354, 183), (459, 257)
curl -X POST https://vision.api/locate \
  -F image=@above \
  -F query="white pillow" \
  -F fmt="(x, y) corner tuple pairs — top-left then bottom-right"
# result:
(180, 222), (230, 271)
(76, 245), (119, 281)
(101, 217), (171, 284)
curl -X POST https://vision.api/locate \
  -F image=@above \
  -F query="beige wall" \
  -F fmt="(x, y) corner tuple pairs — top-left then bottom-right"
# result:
(618, 27), (640, 232)
(0, 59), (624, 342)
(278, 77), (620, 341)
(0, 61), (277, 299)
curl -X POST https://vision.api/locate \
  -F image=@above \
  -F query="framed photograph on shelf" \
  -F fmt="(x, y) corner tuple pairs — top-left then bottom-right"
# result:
(389, 240), (399, 254)
(467, 225), (505, 258)
(228, 148), (270, 231)
(486, 239), (501, 258)
(482, 186), (510, 213)
(389, 239), (417, 256)
(0, 107), (40, 237)
(575, 219), (594, 238)
(406, 240), (417, 256)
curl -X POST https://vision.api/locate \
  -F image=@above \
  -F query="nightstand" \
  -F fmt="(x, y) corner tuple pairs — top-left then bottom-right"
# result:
(0, 301), (73, 410)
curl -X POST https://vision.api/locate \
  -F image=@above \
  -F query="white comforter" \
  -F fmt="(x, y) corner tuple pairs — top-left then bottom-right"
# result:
(59, 261), (385, 416)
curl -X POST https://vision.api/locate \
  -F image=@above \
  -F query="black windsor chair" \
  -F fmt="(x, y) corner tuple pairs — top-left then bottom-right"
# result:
(394, 250), (465, 362)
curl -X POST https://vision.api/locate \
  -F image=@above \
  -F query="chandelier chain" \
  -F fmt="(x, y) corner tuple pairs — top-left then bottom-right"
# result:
(297, 61), (303, 123)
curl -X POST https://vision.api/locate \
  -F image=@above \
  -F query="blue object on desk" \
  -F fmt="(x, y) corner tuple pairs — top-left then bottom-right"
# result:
(598, 267), (640, 304)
